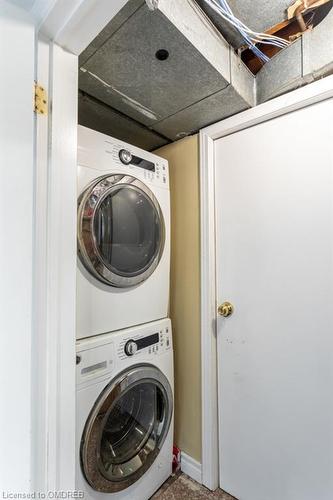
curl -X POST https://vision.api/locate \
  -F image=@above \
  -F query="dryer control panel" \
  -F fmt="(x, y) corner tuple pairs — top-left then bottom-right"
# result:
(117, 324), (172, 360)
(77, 126), (169, 189)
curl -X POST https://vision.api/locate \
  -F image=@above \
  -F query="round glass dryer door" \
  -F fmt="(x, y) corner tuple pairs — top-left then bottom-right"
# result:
(81, 365), (173, 493)
(78, 175), (165, 287)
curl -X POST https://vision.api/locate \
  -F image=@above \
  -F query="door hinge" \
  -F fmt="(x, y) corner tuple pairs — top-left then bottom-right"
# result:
(34, 83), (48, 115)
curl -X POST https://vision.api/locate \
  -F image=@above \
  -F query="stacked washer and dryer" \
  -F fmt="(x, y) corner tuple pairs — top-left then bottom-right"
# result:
(76, 125), (173, 500)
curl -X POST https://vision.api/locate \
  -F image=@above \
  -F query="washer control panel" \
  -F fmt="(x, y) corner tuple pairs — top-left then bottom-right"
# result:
(118, 325), (172, 360)
(105, 141), (168, 187)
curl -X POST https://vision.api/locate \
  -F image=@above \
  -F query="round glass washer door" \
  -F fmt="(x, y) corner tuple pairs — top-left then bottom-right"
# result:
(80, 365), (173, 493)
(77, 174), (165, 287)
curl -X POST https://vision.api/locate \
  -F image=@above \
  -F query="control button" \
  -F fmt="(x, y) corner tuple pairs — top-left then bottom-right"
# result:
(119, 149), (132, 165)
(166, 339), (170, 347)
(124, 340), (138, 356)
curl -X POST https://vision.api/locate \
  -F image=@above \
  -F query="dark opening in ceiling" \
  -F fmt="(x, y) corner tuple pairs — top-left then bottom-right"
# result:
(196, 0), (333, 74)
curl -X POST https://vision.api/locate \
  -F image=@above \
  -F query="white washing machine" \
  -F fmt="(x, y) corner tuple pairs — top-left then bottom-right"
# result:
(76, 318), (174, 500)
(77, 125), (170, 339)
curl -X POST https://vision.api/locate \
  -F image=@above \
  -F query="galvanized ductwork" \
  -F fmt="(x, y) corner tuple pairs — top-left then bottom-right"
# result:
(78, 0), (254, 149)
(78, 0), (333, 150)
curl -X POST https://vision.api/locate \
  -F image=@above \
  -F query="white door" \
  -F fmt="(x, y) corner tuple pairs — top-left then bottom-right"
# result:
(0, 2), (35, 491)
(215, 99), (333, 500)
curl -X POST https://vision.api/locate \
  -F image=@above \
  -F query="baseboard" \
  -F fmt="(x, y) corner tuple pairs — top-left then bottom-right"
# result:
(180, 452), (202, 484)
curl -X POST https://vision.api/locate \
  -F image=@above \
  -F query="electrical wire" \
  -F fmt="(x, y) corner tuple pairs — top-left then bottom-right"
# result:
(214, 0), (270, 62)
(215, 0), (290, 45)
(202, 0), (290, 64)
(204, 1), (269, 62)
(212, 0), (290, 46)
(306, 10), (316, 27)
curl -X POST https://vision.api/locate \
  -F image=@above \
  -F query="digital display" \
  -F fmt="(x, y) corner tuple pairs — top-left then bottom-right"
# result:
(136, 333), (159, 350)
(131, 154), (155, 172)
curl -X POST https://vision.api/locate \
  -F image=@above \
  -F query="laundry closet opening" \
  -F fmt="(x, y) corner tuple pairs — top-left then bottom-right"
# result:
(75, 0), (218, 488)
(75, 3), (177, 498)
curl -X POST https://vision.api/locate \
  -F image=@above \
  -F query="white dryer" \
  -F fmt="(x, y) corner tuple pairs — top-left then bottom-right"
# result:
(76, 318), (174, 500)
(77, 126), (170, 339)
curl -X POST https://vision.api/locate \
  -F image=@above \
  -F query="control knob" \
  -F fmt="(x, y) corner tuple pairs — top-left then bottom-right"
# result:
(124, 340), (138, 356)
(119, 149), (132, 165)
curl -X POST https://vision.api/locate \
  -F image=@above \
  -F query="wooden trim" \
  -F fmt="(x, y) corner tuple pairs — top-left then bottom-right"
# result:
(46, 43), (78, 489)
(181, 453), (202, 484)
(200, 131), (219, 490)
(203, 74), (333, 140)
(32, 34), (51, 490)
(34, 41), (78, 491)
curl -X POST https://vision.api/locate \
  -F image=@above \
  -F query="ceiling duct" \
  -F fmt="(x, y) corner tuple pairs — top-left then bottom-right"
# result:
(78, 0), (333, 149)
(78, 0), (254, 149)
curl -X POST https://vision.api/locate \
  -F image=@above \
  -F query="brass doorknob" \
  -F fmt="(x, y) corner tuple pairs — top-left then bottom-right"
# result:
(218, 302), (234, 317)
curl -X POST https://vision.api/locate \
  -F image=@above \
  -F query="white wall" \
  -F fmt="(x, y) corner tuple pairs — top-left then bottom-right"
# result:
(0, 1), (35, 492)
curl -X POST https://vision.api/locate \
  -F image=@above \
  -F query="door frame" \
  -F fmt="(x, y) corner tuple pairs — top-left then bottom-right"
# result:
(200, 74), (333, 490)
(33, 0), (128, 491)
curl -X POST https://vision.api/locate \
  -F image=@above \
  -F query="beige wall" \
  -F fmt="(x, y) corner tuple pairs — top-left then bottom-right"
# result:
(155, 135), (201, 462)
